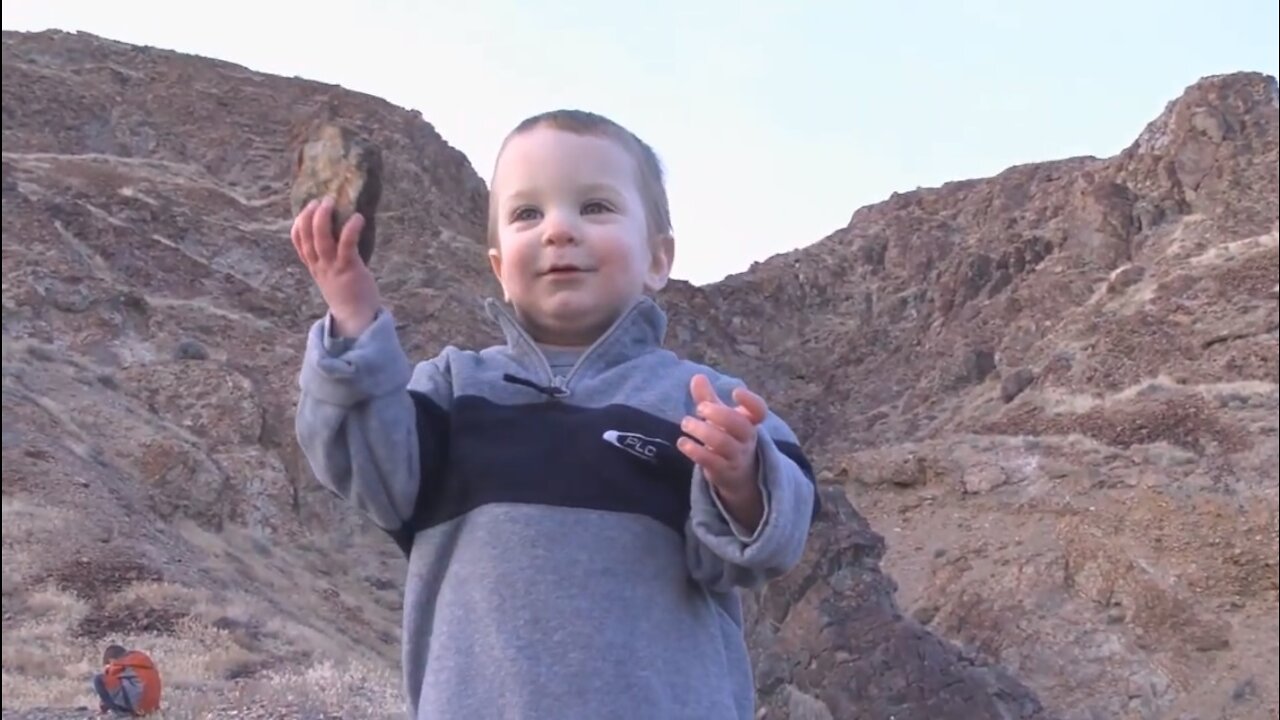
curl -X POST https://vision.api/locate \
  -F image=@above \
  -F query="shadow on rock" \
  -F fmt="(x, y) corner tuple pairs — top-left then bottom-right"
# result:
(744, 486), (1054, 720)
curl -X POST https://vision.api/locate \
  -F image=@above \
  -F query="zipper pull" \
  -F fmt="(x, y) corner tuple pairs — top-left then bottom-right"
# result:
(502, 373), (569, 399)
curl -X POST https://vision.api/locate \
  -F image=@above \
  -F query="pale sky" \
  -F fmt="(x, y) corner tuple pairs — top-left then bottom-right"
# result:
(4, 1), (1277, 285)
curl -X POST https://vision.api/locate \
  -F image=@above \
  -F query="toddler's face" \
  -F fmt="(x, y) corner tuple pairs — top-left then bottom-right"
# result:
(489, 126), (670, 346)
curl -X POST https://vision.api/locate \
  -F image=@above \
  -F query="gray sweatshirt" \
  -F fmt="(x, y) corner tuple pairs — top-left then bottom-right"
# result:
(295, 295), (818, 720)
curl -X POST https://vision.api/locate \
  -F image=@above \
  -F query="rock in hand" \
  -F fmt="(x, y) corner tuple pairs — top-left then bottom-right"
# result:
(289, 121), (384, 264)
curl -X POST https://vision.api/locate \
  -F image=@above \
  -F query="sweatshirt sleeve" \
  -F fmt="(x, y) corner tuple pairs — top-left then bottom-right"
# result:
(295, 307), (453, 544)
(685, 373), (819, 592)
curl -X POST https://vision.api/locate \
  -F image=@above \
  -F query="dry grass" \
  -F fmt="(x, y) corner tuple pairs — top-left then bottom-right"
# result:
(1, 496), (406, 718)
(236, 658), (403, 715)
(2, 499), (82, 587)
(1, 574), (404, 718)
(173, 520), (404, 662)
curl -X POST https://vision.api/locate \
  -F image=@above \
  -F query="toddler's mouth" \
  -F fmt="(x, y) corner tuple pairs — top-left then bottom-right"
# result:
(543, 264), (593, 275)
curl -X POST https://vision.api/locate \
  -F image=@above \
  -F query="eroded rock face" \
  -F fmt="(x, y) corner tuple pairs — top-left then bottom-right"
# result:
(2, 29), (1276, 720)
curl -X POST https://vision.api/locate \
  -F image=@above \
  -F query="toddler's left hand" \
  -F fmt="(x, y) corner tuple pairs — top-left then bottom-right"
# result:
(678, 374), (768, 499)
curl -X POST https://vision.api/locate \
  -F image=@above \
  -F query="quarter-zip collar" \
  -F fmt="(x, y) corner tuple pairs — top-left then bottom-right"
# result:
(483, 296), (668, 399)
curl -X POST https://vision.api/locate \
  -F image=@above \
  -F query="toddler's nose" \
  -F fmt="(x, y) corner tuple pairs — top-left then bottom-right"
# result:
(541, 213), (578, 245)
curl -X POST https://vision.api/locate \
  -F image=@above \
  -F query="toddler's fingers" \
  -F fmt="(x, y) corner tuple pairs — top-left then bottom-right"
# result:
(677, 437), (729, 479)
(336, 213), (366, 267)
(696, 402), (755, 445)
(681, 415), (733, 457)
(310, 197), (337, 264)
(689, 374), (723, 407)
(291, 217), (305, 265)
(731, 387), (769, 426)
(293, 201), (319, 267)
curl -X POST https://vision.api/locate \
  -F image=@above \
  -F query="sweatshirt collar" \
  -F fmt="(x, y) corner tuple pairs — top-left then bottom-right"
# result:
(484, 295), (668, 381)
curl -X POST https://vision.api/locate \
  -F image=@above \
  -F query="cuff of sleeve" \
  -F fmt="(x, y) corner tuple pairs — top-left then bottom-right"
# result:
(300, 307), (411, 406)
(707, 444), (771, 544)
(321, 311), (359, 356)
(689, 428), (809, 569)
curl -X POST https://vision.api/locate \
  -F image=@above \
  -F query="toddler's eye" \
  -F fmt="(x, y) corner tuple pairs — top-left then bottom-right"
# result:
(582, 201), (612, 215)
(511, 207), (541, 222)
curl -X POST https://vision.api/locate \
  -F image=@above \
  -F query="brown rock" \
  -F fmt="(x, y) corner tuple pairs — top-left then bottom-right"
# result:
(289, 120), (384, 264)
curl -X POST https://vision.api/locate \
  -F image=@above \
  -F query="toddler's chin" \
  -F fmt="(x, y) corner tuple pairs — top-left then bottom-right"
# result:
(526, 298), (631, 342)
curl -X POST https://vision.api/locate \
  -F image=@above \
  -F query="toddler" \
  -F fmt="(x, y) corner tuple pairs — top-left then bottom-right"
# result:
(293, 109), (818, 719)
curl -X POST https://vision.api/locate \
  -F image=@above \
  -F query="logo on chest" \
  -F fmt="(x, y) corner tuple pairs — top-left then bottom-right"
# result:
(602, 430), (671, 464)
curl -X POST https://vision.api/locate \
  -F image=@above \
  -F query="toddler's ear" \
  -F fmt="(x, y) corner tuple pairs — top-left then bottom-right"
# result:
(644, 233), (675, 292)
(487, 247), (511, 302)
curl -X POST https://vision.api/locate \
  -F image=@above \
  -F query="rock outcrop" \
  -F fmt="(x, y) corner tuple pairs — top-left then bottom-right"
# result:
(2, 29), (1276, 720)
(713, 70), (1278, 720)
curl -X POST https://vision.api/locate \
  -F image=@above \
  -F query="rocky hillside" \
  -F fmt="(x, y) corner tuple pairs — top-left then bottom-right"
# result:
(713, 72), (1279, 720)
(2, 28), (1276, 720)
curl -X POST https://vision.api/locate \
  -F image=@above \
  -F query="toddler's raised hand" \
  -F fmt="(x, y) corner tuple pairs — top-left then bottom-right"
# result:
(292, 196), (381, 337)
(678, 374), (769, 529)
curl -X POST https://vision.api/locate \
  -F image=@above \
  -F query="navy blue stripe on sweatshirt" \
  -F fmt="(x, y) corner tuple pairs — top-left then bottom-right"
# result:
(405, 395), (692, 546)
(390, 391), (818, 556)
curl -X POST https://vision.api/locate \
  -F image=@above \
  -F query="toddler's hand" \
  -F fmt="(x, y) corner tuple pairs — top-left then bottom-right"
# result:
(678, 374), (768, 527)
(292, 196), (381, 337)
